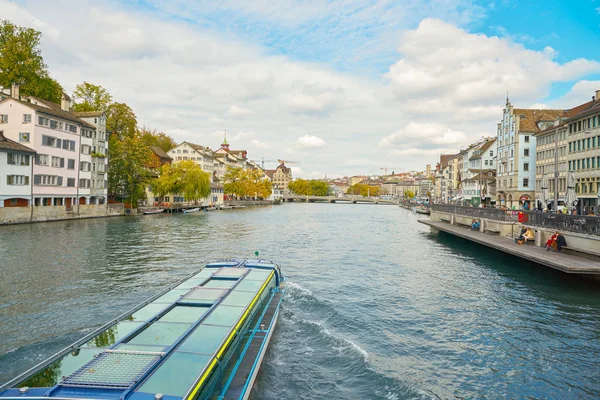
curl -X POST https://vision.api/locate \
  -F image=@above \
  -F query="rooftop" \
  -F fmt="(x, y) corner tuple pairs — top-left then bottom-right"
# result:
(0, 131), (36, 153)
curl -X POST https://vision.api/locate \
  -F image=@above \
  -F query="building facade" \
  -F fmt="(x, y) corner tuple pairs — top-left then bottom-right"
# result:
(0, 94), (98, 208)
(496, 99), (564, 208)
(534, 122), (568, 210)
(566, 91), (600, 214)
(0, 131), (35, 207)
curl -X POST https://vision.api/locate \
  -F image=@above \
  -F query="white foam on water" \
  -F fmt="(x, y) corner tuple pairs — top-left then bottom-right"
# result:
(295, 316), (368, 360)
(286, 281), (313, 296)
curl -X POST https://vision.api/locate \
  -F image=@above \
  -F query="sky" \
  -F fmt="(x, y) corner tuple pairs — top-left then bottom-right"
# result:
(1, 0), (600, 178)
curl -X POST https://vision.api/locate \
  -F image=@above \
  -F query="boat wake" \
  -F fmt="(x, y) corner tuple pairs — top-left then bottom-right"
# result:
(262, 281), (433, 400)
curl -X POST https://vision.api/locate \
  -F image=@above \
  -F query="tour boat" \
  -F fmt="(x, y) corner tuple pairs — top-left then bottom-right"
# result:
(0, 259), (285, 400)
(183, 208), (200, 214)
(143, 209), (165, 215)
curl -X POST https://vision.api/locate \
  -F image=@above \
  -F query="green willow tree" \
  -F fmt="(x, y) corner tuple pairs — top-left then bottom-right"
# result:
(72, 82), (113, 112)
(0, 20), (62, 102)
(152, 161), (210, 203)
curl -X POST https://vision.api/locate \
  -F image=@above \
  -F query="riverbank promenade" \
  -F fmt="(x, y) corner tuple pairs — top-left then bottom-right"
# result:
(420, 219), (600, 275)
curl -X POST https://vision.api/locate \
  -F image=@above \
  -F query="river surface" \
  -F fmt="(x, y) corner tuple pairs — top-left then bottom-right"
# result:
(1, 204), (600, 399)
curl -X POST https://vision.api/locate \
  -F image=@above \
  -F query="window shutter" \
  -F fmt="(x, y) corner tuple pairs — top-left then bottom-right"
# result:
(57, 176), (63, 186)
(34, 175), (41, 185)
(7, 175), (12, 185)
(35, 155), (41, 165)
(56, 138), (62, 148)
(63, 140), (69, 149)
(24, 155), (29, 166)
(60, 158), (65, 168)
(25, 176), (29, 185)
(7, 153), (13, 164)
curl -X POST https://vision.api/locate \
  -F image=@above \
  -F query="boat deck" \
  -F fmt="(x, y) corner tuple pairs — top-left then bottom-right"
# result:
(420, 220), (600, 274)
(0, 260), (284, 400)
(222, 290), (283, 399)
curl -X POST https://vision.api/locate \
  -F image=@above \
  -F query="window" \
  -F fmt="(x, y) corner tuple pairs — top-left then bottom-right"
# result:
(6, 175), (29, 185)
(50, 120), (58, 129)
(489, 150), (493, 157)
(524, 135), (530, 143)
(67, 159), (75, 169)
(51, 156), (64, 168)
(68, 124), (77, 133)
(23, 114), (32, 123)
(523, 163), (529, 171)
(511, 149), (514, 157)
(67, 178), (75, 187)
(524, 149), (529, 157)
(7, 153), (30, 166)
(0, 114), (8, 123)
(523, 178), (529, 187)
(35, 154), (49, 166)
(19, 132), (30, 142)
(81, 144), (91, 154)
(79, 178), (90, 188)
(34, 175), (62, 186)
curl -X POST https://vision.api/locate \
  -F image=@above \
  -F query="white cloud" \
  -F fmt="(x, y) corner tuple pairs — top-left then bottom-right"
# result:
(228, 105), (255, 118)
(1, 1), (598, 177)
(251, 139), (270, 149)
(380, 122), (468, 152)
(298, 135), (327, 148)
(387, 19), (600, 115)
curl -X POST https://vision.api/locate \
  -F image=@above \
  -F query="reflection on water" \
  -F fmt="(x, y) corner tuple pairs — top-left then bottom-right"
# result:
(1, 205), (600, 399)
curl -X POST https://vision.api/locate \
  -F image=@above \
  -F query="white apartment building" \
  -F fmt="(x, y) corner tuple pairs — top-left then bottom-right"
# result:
(496, 98), (564, 208)
(0, 87), (107, 209)
(168, 141), (215, 181)
(74, 110), (108, 204)
(0, 131), (35, 207)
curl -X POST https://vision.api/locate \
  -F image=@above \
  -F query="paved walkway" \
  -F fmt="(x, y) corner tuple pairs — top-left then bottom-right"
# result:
(419, 220), (600, 275)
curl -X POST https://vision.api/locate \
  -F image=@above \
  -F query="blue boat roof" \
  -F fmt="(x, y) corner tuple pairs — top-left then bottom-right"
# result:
(1, 260), (283, 400)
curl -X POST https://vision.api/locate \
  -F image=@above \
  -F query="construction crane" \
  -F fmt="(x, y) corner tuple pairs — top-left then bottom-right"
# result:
(250, 158), (301, 169)
(277, 159), (300, 166)
(380, 166), (396, 176)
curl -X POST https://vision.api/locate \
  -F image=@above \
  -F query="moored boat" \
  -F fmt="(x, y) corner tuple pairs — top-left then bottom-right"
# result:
(143, 208), (165, 215)
(0, 259), (285, 400)
(183, 208), (200, 214)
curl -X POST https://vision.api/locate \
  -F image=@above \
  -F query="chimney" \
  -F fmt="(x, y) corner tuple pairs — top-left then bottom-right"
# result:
(596, 90), (600, 102)
(11, 83), (19, 99)
(61, 92), (71, 111)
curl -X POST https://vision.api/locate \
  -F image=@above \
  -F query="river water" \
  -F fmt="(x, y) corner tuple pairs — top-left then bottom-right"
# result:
(1, 204), (600, 399)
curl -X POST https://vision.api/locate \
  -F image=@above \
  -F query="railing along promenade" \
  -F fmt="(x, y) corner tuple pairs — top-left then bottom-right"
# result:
(431, 204), (600, 236)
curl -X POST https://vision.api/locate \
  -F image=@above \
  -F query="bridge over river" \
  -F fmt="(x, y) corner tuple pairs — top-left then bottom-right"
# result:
(283, 194), (399, 205)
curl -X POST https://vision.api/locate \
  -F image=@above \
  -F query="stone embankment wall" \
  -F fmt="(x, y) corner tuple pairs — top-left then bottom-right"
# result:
(0, 204), (124, 225)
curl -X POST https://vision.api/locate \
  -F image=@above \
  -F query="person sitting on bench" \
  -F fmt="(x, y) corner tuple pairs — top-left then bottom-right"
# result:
(554, 233), (567, 252)
(545, 232), (558, 250)
(515, 226), (528, 243)
(470, 219), (481, 231)
(522, 228), (535, 243)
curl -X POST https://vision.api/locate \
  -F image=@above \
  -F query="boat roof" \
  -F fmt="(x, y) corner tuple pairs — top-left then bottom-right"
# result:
(0, 259), (282, 400)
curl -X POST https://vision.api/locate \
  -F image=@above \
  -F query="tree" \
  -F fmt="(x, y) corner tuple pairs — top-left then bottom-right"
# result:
(72, 81), (113, 112)
(310, 181), (329, 196)
(107, 102), (137, 141)
(0, 20), (63, 102)
(288, 179), (313, 195)
(152, 163), (180, 200)
(223, 166), (272, 199)
(139, 127), (176, 152)
(176, 160), (211, 203)
(108, 132), (152, 207)
(404, 190), (415, 199)
(347, 183), (379, 197)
